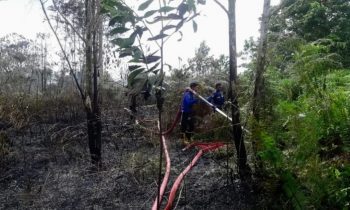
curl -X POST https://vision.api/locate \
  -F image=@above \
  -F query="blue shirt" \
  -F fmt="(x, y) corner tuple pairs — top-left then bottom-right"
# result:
(208, 90), (224, 108)
(181, 91), (198, 113)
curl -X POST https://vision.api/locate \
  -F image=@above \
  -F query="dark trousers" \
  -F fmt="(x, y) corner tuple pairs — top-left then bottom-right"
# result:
(181, 112), (194, 140)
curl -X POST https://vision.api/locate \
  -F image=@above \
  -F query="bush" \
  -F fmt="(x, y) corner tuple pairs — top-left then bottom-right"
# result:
(257, 65), (350, 208)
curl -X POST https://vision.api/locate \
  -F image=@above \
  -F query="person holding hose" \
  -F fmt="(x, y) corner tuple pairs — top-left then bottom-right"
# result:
(181, 82), (199, 144)
(207, 82), (225, 110)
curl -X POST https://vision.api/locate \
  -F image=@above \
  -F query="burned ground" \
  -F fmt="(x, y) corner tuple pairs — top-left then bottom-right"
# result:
(0, 105), (266, 209)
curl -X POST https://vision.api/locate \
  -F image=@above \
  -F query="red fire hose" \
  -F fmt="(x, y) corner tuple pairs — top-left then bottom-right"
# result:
(150, 88), (230, 209)
(152, 134), (171, 210)
(151, 106), (181, 210)
(162, 107), (181, 136)
(164, 142), (225, 210)
(151, 107), (181, 209)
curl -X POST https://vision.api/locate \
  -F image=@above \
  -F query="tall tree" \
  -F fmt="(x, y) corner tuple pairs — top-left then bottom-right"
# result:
(85, 0), (103, 167)
(40, 0), (104, 168)
(188, 41), (212, 76)
(252, 0), (271, 166)
(227, 0), (249, 173)
(210, 0), (249, 174)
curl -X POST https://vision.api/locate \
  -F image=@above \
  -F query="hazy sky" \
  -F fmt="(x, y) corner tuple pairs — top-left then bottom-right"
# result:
(0, 0), (280, 71)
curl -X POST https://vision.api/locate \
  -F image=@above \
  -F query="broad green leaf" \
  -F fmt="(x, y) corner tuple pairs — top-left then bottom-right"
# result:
(167, 13), (182, 19)
(146, 62), (160, 73)
(128, 68), (145, 87)
(109, 15), (124, 26)
(143, 10), (158, 18)
(119, 50), (132, 58)
(192, 20), (198, 32)
(113, 29), (140, 49)
(144, 7), (175, 18)
(100, 4), (116, 14)
(108, 14), (133, 26)
(110, 27), (130, 35)
(112, 35), (135, 48)
(159, 6), (176, 13)
(148, 33), (168, 41)
(144, 55), (161, 64)
(134, 26), (146, 38)
(132, 47), (143, 60)
(129, 57), (144, 63)
(178, 3), (188, 17)
(161, 25), (176, 33)
(175, 19), (184, 31)
(147, 13), (182, 24)
(138, 0), (153, 11)
(113, 38), (131, 48)
(188, 0), (196, 12)
(129, 65), (143, 71)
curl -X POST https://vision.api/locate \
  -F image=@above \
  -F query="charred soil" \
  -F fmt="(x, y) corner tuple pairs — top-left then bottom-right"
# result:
(0, 106), (267, 209)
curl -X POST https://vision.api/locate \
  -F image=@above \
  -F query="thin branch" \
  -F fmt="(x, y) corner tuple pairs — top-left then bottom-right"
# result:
(39, 0), (85, 100)
(213, 0), (228, 15)
(51, 0), (86, 43)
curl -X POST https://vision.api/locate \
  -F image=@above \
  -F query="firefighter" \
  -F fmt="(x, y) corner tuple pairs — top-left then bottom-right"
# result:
(180, 82), (199, 144)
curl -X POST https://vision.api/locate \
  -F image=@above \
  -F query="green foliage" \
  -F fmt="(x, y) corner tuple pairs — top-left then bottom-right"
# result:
(138, 0), (153, 11)
(291, 42), (342, 94)
(242, 1), (350, 208)
(257, 66), (350, 208)
(253, 29), (350, 207)
(271, 0), (350, 67)
(258, 132), (282, 169)
(281, 171), (306, 210)
(102, 0), (201, 96)
(187, 41), (229, 77)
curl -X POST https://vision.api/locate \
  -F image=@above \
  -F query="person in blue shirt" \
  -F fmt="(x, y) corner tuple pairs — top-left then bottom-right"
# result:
(208, 83), (225, 110)
(181, 82), (199, 144)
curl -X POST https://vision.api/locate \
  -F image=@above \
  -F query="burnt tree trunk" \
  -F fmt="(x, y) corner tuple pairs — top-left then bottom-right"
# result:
(39, 0), (103, 167)
(87, 111), (102, 165)
(228, 0), (249, 174)
(85, 0), (102, 167)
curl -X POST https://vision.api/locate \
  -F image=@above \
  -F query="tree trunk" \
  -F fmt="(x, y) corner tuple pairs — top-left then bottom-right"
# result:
(252, 0), (271, 168)
(253, 0), (271, 121)
(39, 0), (102, 167)
(85, 0), (102, 167)
(228, 0), (249, 174)
(87, 110), (102, 165)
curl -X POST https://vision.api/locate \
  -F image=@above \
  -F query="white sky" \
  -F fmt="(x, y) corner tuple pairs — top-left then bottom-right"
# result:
(0, 0), (280, 72)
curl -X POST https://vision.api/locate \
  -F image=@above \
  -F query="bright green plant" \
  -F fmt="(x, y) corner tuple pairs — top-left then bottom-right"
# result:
(102, 0), (202, 95)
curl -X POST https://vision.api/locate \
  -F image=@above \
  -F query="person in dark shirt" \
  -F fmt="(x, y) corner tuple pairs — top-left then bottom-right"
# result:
(181, 82), (199, 144)
(208, 83), (225, 110)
